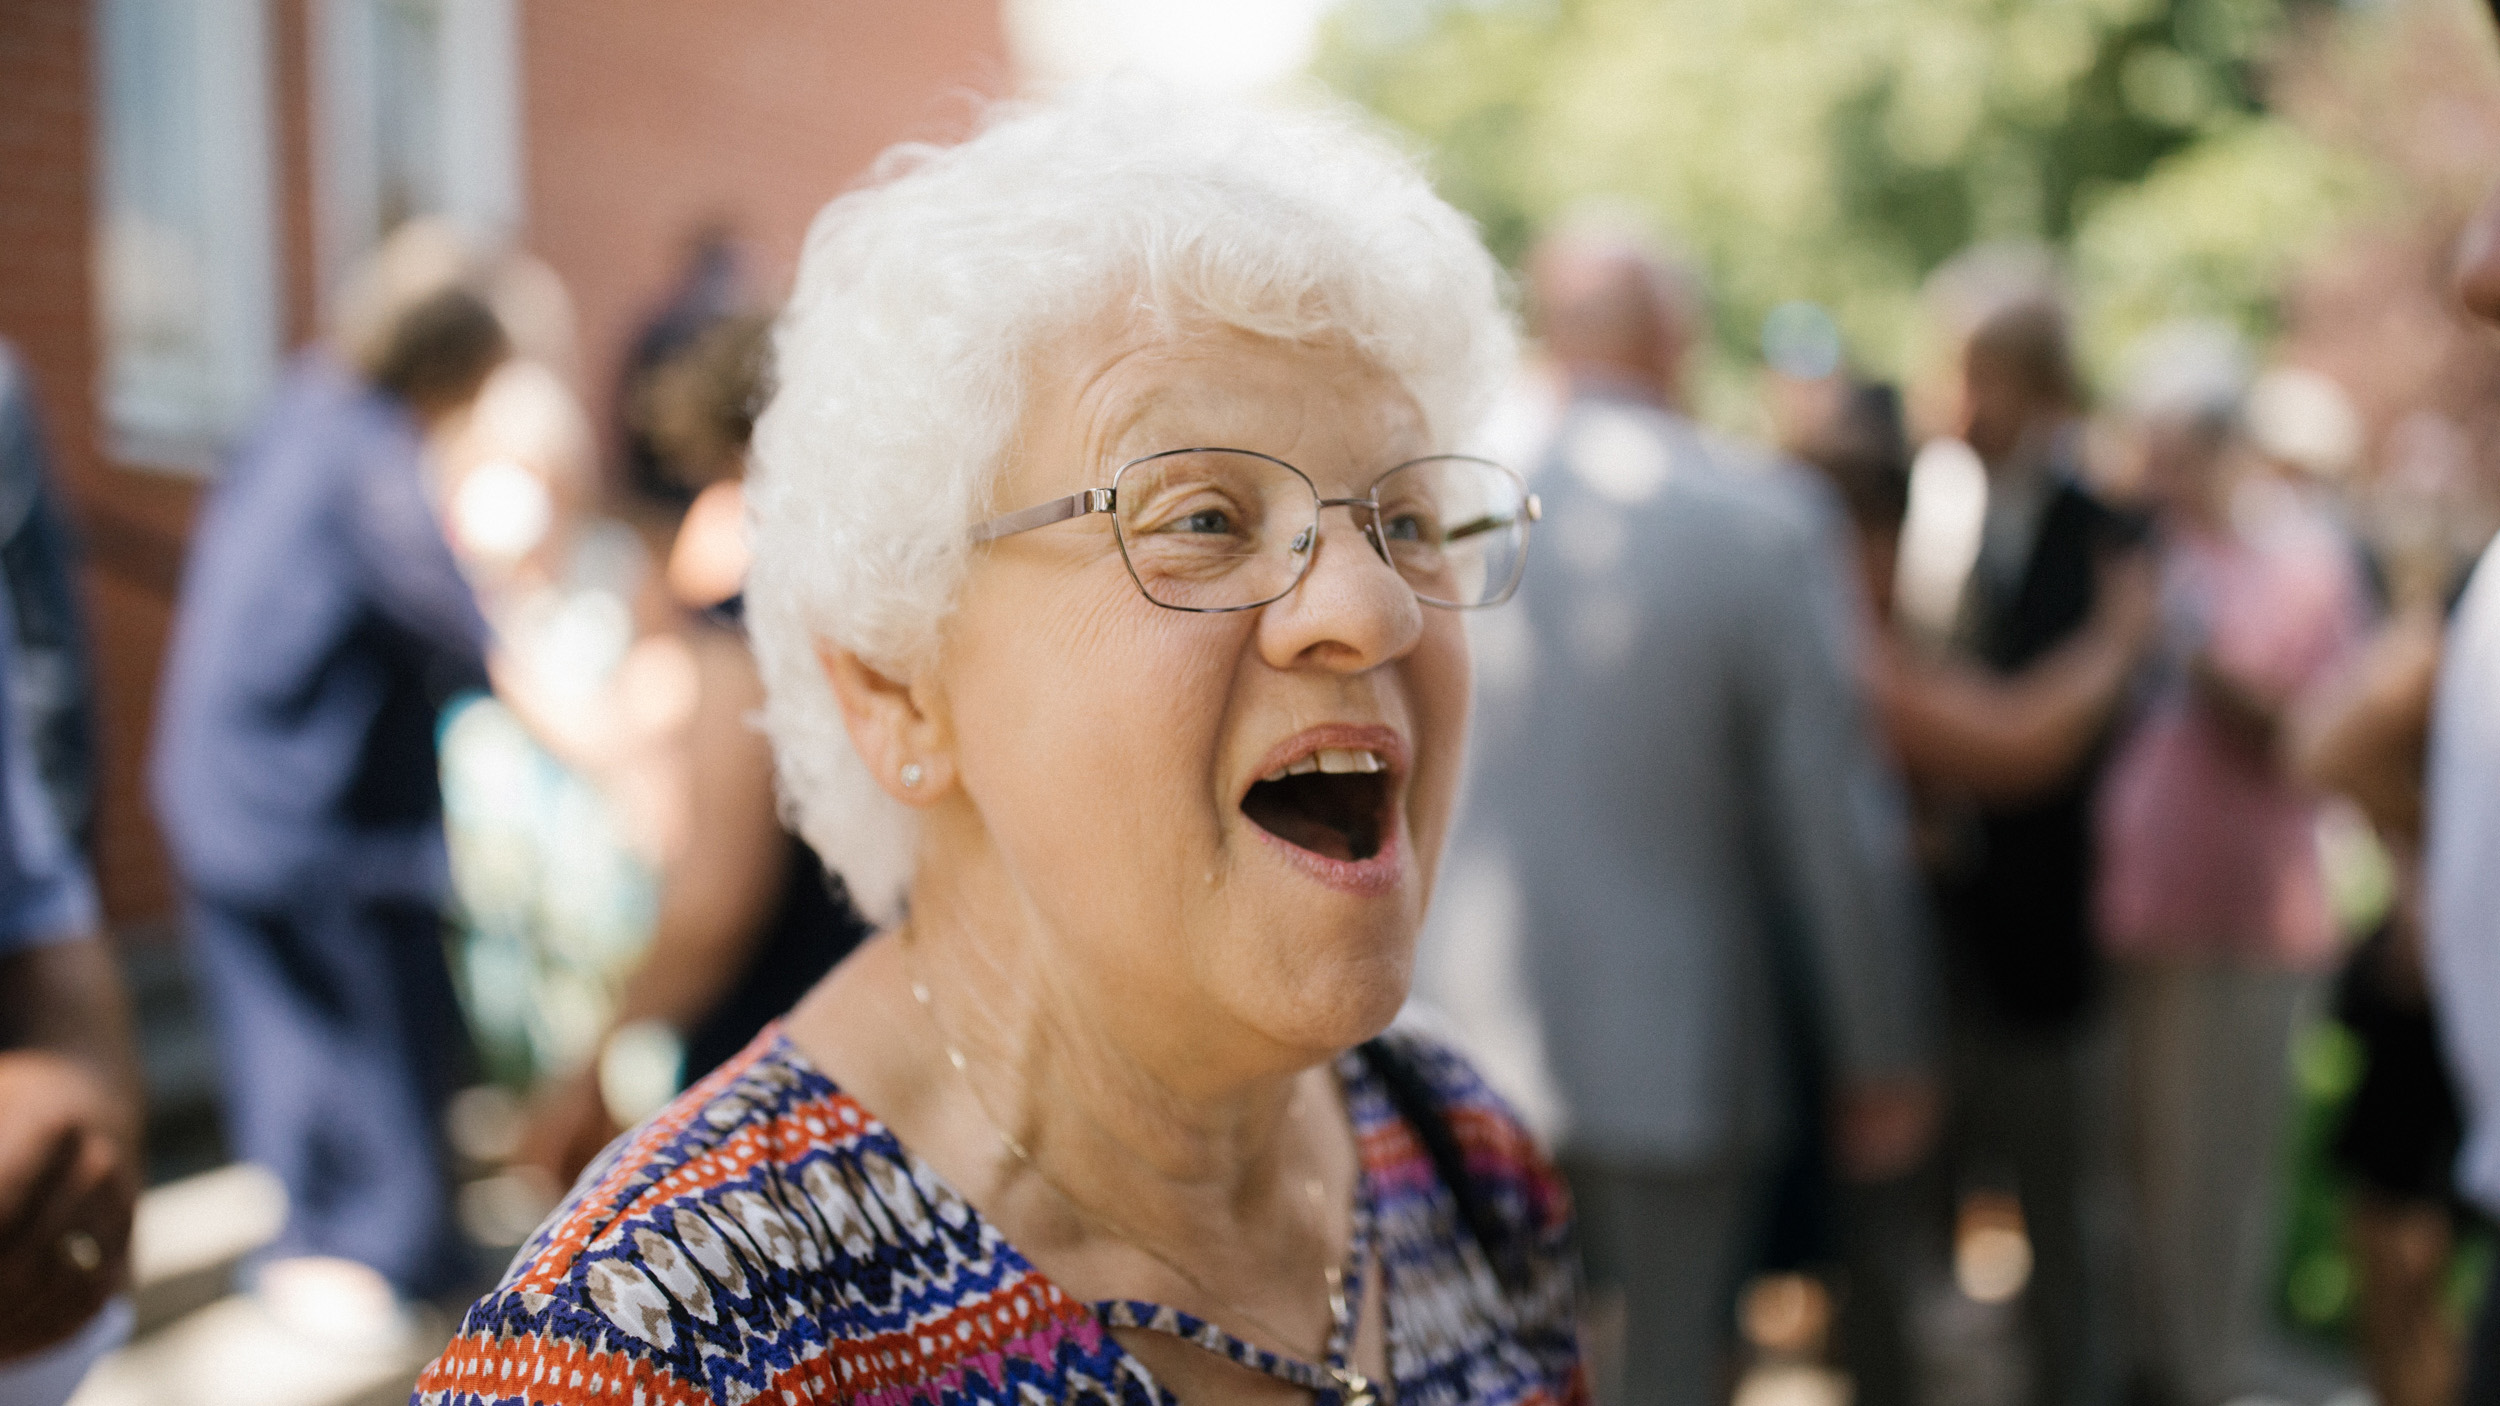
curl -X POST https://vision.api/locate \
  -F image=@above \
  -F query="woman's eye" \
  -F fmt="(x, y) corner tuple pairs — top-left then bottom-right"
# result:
(1176, 507), (1235, 535)
(1383, 512), (1432, 543)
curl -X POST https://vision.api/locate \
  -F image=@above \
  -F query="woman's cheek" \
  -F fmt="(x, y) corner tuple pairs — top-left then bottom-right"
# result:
(1418, 621), (1473, 766)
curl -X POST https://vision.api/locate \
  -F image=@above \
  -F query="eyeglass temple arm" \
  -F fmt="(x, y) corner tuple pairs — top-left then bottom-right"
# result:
(1430, 493), (1543, 545)
(970, 487), (1116, 544)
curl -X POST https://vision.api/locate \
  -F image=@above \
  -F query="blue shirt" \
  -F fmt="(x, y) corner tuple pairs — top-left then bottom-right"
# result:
(0, 564), (98, 955)
(151, 357), (488, 909)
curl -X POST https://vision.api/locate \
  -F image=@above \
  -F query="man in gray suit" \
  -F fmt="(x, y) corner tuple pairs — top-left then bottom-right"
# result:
(1420, 232), (1938, 1405)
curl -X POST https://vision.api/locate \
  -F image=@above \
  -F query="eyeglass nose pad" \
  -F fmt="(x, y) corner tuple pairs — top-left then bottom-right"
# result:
(1357, 514), (1389, 564)
(1290, 524), (1316, 556)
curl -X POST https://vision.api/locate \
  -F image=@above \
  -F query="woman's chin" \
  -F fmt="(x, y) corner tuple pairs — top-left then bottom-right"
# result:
(1227, 930), (1417, 1060)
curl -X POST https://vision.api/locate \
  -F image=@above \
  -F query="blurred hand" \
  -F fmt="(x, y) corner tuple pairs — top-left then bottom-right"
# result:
(2089, 547), (2161, 663)
(0, 1051), (137, 1361)
(1831, 1074), (1941, 1185)
(515, 1063), (619, 1192)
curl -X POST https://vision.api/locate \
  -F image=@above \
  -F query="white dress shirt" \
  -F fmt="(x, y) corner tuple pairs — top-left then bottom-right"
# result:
(2429, 535), (2500, 1216)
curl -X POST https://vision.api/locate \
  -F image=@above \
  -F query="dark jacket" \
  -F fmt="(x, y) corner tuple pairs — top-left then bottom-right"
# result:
(0, 344), (97, 852)
(152, 357), (488, 909)
(1937, 477), (2144, 1035)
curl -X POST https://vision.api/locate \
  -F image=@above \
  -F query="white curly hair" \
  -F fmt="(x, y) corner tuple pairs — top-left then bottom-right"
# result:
(744, 81), (1516, 926)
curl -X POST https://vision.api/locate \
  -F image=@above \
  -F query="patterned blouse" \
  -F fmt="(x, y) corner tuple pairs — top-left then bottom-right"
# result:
(415, 1027), (1584, 1405)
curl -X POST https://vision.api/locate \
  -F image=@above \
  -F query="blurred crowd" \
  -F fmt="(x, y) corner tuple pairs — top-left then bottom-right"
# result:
(4, 45), (2500, 1406)
(1427, 218), (2500, 1406)
(0, 219), (870, 1395)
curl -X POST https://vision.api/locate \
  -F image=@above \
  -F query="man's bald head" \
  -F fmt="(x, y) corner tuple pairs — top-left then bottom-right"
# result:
(1527, 230), (1702, 406)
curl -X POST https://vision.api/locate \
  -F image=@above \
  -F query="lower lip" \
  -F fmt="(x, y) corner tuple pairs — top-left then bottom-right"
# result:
(1247, 813), (1408, 897)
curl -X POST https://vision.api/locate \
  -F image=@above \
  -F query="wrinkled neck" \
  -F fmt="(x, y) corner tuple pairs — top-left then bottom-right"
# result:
(898, 845), (1326, 1217)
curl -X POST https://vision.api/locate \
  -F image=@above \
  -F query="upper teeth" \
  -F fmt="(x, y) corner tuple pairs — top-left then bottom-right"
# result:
(1262, 748), (1384, 783)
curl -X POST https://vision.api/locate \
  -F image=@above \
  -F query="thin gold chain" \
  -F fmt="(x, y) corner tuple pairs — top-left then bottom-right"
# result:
(898, 932), (1355, 1371)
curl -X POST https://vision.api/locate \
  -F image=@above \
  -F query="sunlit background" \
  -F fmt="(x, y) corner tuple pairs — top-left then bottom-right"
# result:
(9, 0), (2500, 1402)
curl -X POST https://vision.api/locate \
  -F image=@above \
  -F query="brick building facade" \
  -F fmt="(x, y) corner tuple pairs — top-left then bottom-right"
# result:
(0, 0), (1009, 933)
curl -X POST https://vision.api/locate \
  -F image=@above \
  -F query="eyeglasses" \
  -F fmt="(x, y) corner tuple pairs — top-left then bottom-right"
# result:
(971, 448), (1540, 613)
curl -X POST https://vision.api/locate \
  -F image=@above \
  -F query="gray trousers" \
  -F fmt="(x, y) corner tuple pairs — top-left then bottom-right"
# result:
(2116, 960), (2314, 1406)
(1834, 1160), (1948, 1406)
(1562, 1154), (1760, 1406)
(1947, 1015), (2125, 1406)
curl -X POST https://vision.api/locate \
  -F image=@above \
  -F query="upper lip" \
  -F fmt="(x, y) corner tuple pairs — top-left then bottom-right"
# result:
(1243, 724), (1409, 798)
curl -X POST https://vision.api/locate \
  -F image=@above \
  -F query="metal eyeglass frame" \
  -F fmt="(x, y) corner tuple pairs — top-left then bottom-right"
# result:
(969, 446), (1541, 614)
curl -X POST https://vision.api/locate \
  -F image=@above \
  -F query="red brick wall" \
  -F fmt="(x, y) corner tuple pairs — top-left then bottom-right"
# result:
(0, 0), (1009, 929)
(272, 0), (321, 350)
(520, 0), (1012, 451)
(0, 3), (92, 472)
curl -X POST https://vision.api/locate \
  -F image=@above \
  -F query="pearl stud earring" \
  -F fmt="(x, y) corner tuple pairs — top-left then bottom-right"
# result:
(900, 762), (924, 789)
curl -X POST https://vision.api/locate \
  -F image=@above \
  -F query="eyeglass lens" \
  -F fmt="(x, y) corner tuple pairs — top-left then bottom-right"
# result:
(1111, 450), (1530, 611)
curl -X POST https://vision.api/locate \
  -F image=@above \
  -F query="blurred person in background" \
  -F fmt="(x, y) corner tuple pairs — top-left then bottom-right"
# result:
(1439, 226), (1935, 1406)
(427, 354), (688, 1151)
(151, 221), (510, 1339)
(509, 310), (867, 1185)
(1790, 379), (2156, 1406)
(1800, 382), (2156, 807)
(1790, 382), (1916, 616)
(2427, 70), (2500, 1403)
(0, 617), (138, 1406)
(2244, 366), (2376, 602)
(2293, 433), (2480, 1406)
(615, 227), (745, 515)
(0, 363), (140, 1406)
(0, 344), (97, 859)
(2093, 325), (2366, 1406)
(1923, 290), (2145, 1406)
(642, 313), (767, 614)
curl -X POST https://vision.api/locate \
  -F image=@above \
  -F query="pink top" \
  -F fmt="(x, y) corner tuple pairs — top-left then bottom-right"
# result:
(2097, 496), (2365, 969)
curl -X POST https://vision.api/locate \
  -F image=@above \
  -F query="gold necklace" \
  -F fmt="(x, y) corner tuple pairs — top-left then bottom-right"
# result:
(900, 937), (1379, 1405)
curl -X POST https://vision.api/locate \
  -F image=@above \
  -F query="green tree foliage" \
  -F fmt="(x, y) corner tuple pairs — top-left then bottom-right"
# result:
(1315, 0), (2378, 403)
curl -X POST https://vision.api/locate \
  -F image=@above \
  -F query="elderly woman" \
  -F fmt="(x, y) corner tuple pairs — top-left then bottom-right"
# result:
(417, 85), (1577, 1406)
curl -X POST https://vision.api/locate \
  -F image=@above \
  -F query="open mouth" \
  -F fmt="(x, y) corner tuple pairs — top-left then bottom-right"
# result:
(1240, 748), (1390, 863)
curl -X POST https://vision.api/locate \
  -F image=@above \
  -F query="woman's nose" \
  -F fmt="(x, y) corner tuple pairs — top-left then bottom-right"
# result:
(1257, 508), (1422, 672)
(2457, 179), (2500, 330)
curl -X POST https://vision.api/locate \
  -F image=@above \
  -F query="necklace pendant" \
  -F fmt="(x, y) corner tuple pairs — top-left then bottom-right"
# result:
(1330, 1367), (1379, 1406)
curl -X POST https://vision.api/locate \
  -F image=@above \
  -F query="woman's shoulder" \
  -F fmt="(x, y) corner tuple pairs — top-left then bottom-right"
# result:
(1355, 1023), (1573, 1257)
(1351, 1024), (1587, 1406)
(1358, 1023), (1564, 1191)
(415, 1030), (1095, 1404)
(414, 1035), (831, 1396)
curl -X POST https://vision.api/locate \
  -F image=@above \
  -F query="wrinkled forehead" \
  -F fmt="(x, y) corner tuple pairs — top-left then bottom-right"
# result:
(1017, 313), (1430, 493)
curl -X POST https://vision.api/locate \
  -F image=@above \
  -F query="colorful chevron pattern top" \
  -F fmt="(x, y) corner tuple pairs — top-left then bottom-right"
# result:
(414, 1026), (1583, 1406)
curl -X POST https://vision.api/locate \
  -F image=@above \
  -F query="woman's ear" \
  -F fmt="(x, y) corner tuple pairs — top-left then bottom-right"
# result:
(815, 642), (955, 805)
